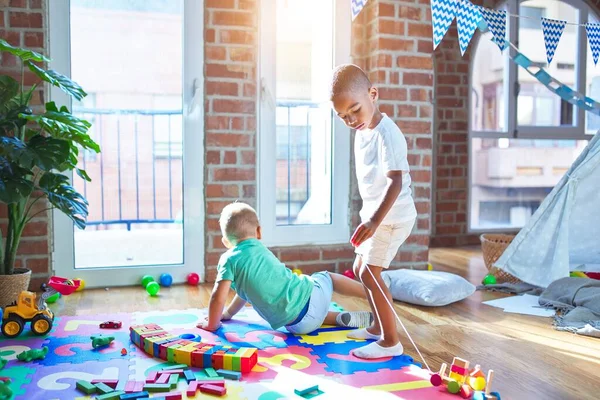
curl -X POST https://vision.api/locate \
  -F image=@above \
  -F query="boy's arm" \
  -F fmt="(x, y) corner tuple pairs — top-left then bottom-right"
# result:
(351, 171), (403, 247)
(223, 294), (247, 320)
(204, 280), (231, 330)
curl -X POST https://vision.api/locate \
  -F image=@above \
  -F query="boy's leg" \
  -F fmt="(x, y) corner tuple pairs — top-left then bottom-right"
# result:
(329, 271), (367, 298)
(346, 256), (382, 339)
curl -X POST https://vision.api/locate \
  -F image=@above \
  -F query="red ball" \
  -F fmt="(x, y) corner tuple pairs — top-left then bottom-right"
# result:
(343, 269), (355, 280)
(187, 272), (200, 286)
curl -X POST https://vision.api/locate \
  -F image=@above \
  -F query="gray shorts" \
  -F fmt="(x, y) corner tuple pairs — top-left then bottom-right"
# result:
(285, 272), (333, 335)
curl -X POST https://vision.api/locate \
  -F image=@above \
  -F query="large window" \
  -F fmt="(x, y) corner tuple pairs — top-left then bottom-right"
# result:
(470, 0), (595, 231)
(258, 0), (351, 245)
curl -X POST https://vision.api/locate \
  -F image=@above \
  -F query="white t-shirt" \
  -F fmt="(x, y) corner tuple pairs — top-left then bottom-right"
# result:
(354, 114), (417, 225)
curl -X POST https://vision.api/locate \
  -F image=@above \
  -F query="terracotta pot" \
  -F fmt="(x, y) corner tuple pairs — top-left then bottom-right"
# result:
(0, 268), (32, 308)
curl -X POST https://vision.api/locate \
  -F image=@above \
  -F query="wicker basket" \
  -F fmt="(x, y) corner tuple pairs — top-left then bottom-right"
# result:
(0, 268), (32, 308)
(479, 234), (521, 284)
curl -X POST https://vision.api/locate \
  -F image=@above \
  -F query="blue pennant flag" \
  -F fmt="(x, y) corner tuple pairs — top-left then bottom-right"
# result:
(586, 23), (600, 65)
(541, 17), (566, 65)
(431, 0), (458, 50)
(456, 0), (482, 56)
(351, 0), (368, 21)
(479, 7), (506, 51)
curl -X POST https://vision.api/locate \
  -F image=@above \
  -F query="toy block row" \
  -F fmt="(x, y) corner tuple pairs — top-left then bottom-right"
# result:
(130, 324), (257, 372)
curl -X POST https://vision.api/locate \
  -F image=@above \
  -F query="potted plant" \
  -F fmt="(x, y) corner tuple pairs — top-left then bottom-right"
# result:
(0, 39), (99, 306)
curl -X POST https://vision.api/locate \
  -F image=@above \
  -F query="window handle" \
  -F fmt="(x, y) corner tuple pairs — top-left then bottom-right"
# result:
(188, 78), (202, 114)
(260, 77), (276, 110)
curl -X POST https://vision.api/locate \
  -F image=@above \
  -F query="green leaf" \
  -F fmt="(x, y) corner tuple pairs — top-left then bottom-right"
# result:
(26, 62), (86, 101)
(0, 136), (35, 168)
(76, 168), (91, 182)
(0, 39), (50, 63)
(38, 172), (88, 229)
(0, 135), (70, 171)
(0, 76), (19, 110)
(0, 156), (34, 204)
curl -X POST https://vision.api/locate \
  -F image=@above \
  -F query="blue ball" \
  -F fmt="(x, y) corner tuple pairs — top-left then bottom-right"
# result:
(159, 273), (173, 287)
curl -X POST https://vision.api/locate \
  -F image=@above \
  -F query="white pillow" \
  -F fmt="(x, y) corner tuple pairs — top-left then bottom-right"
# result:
(381, 269), (476, 307)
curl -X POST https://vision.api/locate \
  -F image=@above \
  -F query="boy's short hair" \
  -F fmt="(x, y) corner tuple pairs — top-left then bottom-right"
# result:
(329, 63), (372, 100)
(219, 202), (259, 245)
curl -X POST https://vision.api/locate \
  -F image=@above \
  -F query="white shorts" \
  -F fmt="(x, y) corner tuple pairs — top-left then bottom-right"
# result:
(355, 218), (416, 268)
(285, 272), (333, 335)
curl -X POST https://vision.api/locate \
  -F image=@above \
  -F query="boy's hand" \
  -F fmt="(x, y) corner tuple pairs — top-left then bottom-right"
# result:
(351, 219), (379, 247)
(197, 318), (221, 332)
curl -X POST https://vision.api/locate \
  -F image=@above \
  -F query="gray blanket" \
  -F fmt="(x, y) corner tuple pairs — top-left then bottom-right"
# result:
(539, 277), (600, 333)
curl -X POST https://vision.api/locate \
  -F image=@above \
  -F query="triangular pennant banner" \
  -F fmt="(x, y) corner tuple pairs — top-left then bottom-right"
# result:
(431, 0), (458, 50)
(479, 7), (506, 51)
(586, 23), (600, 65)
(351, 0), (368, 21)
(541, 17), (566, 65)
(456, 0), (482, 56)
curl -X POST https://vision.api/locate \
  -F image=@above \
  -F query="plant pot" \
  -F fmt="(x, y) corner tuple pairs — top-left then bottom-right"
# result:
(0, 268), (32, 308)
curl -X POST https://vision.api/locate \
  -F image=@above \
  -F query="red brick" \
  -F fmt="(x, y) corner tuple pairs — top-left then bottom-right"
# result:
(223, 151), (237, 164)
(407, 23), (430, 38)
(206, 29), (216, 43)
(29, 0), (42, 9)
(207, 116), (230, 130)
(22, 221), (47, 236)
(247, 116), (256, 131)
(437, 225), (462, 235)
(243, 83), (256, 97)
(390, 71), (400, 85)
(10, 0), (26, 7)
(213, 11), (254, 27)
(417, 218), (430, 231)
(0, 11), (3, 28)
(322, 248), (354, 260)
(417, 39), (433, 54)
(219, 30), (255, 45)
(25, 257), (48, 274)
(230, 47), (255, 63)
(17, 239), (48, 255)
(207, 0), (235, 8)
(206, 46), (227, 61)
(403, 72), (433, 86)
(411, 170), (431, 183)
(437, 202), (459, 212)
(438, 75), (462, 85)
(0, 30), (20, 46)
(207, 201), (233, 216)
(414, 200), (430, 214)
(371, 54), (392, 68)
(378, 20), (405, 35)
(378, 87), (407, 101)
(210, 234), (226, 249)
(206, 252), (222, 266)
(405, 234), (430, 247)
(24, 32), (43, 48)
(213, 99), (255, 114)
(378, 37), (413, 52)
(213, 168), (255, 182)
(206, 151), (220, 164)
(207, 217), (221, 231)
(379, 103), (394, 116)
(410, 88), (430, 102)
(399, 121), (431, 134)
(239, 0), (256, 11)
(9, 12), (42, 29)
(399, 105), (417, 118)
(378, 3), (395, 17)
(279, 248), (320, 262)
(206, 81), (238, 96)
(2, 53), (17, 68)
(397, 56), (433, 70)
(206, 63), (253, 79)
(241, 150), (255, 165)
(407, 154), (419, 166)
(206, 184), (239, 198)
(415, 137), (432, 149)
(422, 154), (432, 167)
(243, 184), (255, 198)
(419, 105), (433, 118)
(399, 5), (421, 20)
(205, 267), (217, 282)
(207, 132), (251, 147)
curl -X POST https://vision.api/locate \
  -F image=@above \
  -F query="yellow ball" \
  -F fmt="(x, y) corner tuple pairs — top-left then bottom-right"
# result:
(75, 278), (85, 292)
(470, 376), (486, 391)
(427, 263), (433, 271)
(292, 269), (302, 276)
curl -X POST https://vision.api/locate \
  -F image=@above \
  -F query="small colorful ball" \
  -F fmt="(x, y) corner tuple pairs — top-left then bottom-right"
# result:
(187, 272), (200, 286)
(292, 269), (302, 276)
(75, 278), (85, 291)
(427, 263), (433, 271)
(146, 281), (160, 296)
(447, 380), (460, 394)
(64, 279), (74, 286)
(159, 273), (173, 287)
(343, 269), (355, 280)
(482, 274), (497, 286)
(471, 376), (486, 391)
(141, 275), (155, 288)
(46, 292), (60, 304)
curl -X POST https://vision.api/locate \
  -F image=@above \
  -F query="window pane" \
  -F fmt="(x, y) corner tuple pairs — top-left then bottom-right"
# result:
(275, 0), (333, 225)
(518, 0), (577, 127)
(470, 138), (587, 230)
(471, 4), (506, 132)
(586, 12), (600, 134)
(71, 0), (184, 268)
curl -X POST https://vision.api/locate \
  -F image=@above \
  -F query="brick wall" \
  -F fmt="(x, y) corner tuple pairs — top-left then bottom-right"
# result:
(0, 0), (51, 289)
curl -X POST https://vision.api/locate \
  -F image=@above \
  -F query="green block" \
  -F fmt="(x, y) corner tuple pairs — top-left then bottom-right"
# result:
(162, 363), (188, 371)
(166, 345), (181, 363)
(95, 382), (114, 394)
(76, 380), (96, 394)
(95, 390), (125, 400)
(144, 383), (171, 392)
(204, 368), (219, 378)
(232, 349), (243, 371)
(168, 373), (179, 388)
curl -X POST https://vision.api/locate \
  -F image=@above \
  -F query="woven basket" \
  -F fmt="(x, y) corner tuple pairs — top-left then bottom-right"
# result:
(0, 268), (31, 308)
(479, 234), (521, 284)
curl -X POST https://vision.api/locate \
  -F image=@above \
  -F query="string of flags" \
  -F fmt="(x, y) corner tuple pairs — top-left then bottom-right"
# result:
(432, 0), (600, 65)
(351, 0), (368, 21)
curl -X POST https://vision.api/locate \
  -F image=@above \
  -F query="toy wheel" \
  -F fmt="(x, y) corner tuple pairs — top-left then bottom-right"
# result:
(31, 315), (52, 336)
(2, 315), (24, 338)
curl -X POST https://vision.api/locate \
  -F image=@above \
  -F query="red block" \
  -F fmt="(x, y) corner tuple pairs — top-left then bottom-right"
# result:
(240, 349), (258, 373)
(164, 391), (183, 400)
(156, 374), (170, 384)
(194, 380), (224, 387)
(91, 379), (118, 388)
(199, 383), (226, 396)
(191, 349), (206, 368)
(186, 381), (199, 397)
(146, 371), (159, 383)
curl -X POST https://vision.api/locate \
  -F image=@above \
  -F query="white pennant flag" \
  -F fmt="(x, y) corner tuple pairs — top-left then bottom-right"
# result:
(586, 23), (600, 65)
(456, 0), (482, 56)
(541, 18), (566, 65)
(479, 7), (506, 51)
(431, 0), (458, 50)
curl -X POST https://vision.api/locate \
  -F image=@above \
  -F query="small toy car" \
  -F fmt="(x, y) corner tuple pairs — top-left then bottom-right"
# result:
(99, 321), (122, 329)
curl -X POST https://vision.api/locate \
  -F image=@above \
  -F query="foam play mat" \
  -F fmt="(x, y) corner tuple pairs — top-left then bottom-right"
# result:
(0, 305), (456, 399)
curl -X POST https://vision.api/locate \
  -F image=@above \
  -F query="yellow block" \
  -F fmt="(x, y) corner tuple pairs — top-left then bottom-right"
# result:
(223, 352), (233, 370)
(364, 380), (432, 392)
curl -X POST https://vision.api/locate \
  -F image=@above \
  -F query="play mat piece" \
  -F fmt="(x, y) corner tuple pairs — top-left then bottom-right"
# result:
(0, 307), (455, 399)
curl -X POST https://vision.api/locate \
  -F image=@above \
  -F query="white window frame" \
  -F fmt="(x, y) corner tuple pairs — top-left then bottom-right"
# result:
(468, 0), (596, 233)
(257, 0), (351, 246)
(48, 0), (205, 287)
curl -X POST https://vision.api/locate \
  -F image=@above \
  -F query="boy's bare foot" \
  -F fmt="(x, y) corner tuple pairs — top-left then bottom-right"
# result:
(346, 327), (381, 340)
(352, 341), (404, 359)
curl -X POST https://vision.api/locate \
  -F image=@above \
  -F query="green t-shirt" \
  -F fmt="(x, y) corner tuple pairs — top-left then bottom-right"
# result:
(215, 238), (313, 329)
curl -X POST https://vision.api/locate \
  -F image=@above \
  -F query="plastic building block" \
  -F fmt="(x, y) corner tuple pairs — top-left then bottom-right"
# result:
(199, 384), (226, 396)
(164, 392), (183, 400)
(144, 383), (171, 392)
(216, 369), (241, 380)
(119, 392), (149, 400)
(168, 374), (179, 388)
(294, 385), (319, 396)
(193, 380), (224, 387)
(76, 380), (96, 394)
(186, 381), (198, 397)
(156, 374), (170, 384)
(162, 364), (188, 370)
(161, 369), (185, 376)
(183, 370), (196, 383)
(146, 371), (158, 383)
(95, 391), (124, 400)
(95, 382), (115, 394)
(92, 379), (118, 388)
(204, 368), (219, 378)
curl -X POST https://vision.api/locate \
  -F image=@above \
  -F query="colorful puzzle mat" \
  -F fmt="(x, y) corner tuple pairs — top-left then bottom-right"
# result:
(0, 305), (456, 399)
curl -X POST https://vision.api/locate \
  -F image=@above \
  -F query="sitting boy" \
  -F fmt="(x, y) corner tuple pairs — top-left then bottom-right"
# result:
(197, 202), (372, 334)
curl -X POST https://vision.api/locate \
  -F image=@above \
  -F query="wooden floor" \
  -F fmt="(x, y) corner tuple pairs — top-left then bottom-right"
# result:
(58, 247), (600, 400)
